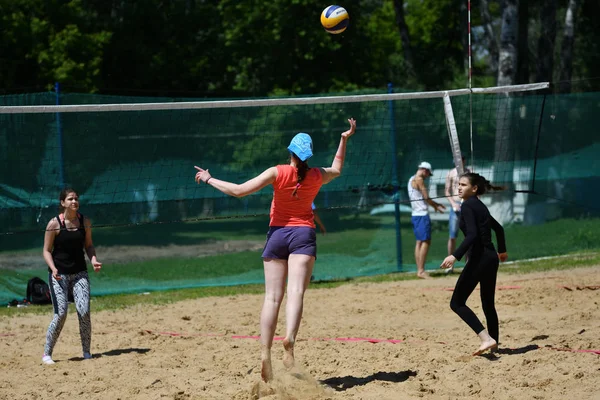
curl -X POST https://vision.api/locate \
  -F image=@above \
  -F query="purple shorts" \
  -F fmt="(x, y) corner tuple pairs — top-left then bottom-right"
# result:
(261, 226), (317, 260)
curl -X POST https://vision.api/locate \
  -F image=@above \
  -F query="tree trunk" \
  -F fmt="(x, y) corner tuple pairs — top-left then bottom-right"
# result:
(492, 0), (519, 225)
(480, 0), (499, 79)
(497, 0), (519, 86)
(460, 1), (468, 79)
(535, 0), (557, 84)
(516, 0), (529, 84)
(559, 0), (580, 93)
(392, 0), (415, 76)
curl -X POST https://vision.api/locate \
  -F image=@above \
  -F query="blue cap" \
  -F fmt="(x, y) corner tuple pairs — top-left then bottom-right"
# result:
(287, 133), (313, 161)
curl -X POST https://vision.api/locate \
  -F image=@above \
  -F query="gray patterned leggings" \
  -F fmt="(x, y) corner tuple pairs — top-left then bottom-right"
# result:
(44, 271), (91, 357)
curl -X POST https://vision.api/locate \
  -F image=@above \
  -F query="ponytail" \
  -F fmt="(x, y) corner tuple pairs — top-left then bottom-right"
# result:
(461, 173), (504, 196)
(290, 153), (310, 197)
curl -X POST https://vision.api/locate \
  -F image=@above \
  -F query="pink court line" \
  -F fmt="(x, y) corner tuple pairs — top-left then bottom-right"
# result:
(511, 276), (563, 282)
(0, 333), (16, 337)
(145, 330), (441, 345)
(144, 330), (225, 338)
(318, 337), (406, 344)
(545, 346), (600, 355)
(142, 330), (599, 355)
(216, 335), (406, 344)
(424, 285), (522, 292)
(231, 335), (280, 340)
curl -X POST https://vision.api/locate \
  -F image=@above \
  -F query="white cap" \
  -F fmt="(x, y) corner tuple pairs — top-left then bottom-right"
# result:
(418, 161), (433, 175)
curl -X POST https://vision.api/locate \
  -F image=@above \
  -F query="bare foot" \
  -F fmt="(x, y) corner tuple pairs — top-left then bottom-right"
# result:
(282, 337), (295, 369)
(261, 358), (273, 382)
(251, 381), (275, 398)
(473, 338), (498, 356)
(417, 272), (430, 279)
(260, 345), (273, 382)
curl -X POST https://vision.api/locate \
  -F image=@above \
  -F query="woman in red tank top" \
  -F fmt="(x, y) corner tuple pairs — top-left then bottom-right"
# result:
(194, 118), (356, 382)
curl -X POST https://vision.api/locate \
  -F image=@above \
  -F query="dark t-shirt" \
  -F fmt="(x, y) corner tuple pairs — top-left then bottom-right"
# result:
(452, 197), (507, 261)
(51, 214), (87, 275)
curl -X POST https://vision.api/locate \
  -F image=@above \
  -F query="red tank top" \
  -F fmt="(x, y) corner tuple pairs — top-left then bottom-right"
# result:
(270, 165), (323, 227)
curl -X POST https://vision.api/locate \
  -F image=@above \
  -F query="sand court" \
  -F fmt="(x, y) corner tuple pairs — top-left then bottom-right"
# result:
(1, 266), (599, 399)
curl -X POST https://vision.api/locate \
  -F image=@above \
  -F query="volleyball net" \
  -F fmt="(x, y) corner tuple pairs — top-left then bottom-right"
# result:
(0, 83), (598, 302)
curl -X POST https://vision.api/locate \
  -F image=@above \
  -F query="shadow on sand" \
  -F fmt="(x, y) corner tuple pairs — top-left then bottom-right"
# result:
(320, 370), (417, 391)
(68, 347), (151, 361)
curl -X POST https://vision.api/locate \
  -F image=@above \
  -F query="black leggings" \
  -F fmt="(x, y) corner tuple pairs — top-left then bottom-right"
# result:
(450, 248), (499, 342)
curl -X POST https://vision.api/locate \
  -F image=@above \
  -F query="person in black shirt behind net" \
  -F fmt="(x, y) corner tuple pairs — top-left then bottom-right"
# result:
(440, 173), (507, 356)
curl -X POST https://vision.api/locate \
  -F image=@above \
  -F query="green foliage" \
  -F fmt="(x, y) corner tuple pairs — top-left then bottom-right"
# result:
(0, 0), (470, 96)
(571, 0), (600, 91)
(405, 0), (465, 89)
(217, 0), (402, 95)
(37, 24), (111, 91)
(0, 0), (111, 92)
(2, 0), (598, 96)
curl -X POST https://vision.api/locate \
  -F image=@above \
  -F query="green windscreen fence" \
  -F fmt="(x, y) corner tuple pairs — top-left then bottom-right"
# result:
(0, 88), (598, 303)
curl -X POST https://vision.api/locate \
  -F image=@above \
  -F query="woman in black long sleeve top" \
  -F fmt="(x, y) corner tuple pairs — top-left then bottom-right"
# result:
(441, 173), (508, 356)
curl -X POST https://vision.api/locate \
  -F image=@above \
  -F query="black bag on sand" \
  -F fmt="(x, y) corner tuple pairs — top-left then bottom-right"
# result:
(26, 277), (52, 305)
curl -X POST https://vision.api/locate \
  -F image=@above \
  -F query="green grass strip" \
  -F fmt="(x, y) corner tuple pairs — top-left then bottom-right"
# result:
(1, 251), (597, 317)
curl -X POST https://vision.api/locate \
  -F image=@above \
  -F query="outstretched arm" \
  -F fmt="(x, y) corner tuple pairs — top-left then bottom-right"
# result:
(195, 166), (277, 198)
(321, 118), (357, 184)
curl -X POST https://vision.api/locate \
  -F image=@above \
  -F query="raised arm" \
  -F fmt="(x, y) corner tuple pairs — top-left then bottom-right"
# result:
(195, 166), (277, 198)
(83, 217), (102, 272)
(321, 118), (357, 185)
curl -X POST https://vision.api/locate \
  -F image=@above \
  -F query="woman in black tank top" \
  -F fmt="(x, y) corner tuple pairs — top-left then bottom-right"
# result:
(41, 188), (102, 365)
(440, 173), (508, 356)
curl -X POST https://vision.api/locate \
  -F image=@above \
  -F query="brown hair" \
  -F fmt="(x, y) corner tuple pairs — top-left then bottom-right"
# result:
(58, 187), (78, 212)
(290, 153), (310, 197)
(460, 173), (504, 195)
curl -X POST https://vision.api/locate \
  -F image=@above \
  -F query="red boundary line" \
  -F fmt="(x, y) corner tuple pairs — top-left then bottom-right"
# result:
(144, 330), (444, 345)
(423, 285), (523, 292)
(545, 346), (600, 355)
(142, 330), (599, 355)
(2, 330), (596, 356)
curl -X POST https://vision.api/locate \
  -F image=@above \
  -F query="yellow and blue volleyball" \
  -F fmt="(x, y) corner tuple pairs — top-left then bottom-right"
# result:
(320, 5), (349, 34)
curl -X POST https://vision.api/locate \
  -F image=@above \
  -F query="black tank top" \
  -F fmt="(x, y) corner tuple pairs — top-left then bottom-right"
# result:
(51, 213), (87, 275)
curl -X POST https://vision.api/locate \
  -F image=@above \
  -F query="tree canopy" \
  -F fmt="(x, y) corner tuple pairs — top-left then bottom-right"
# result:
(1, 0), (598, 96)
